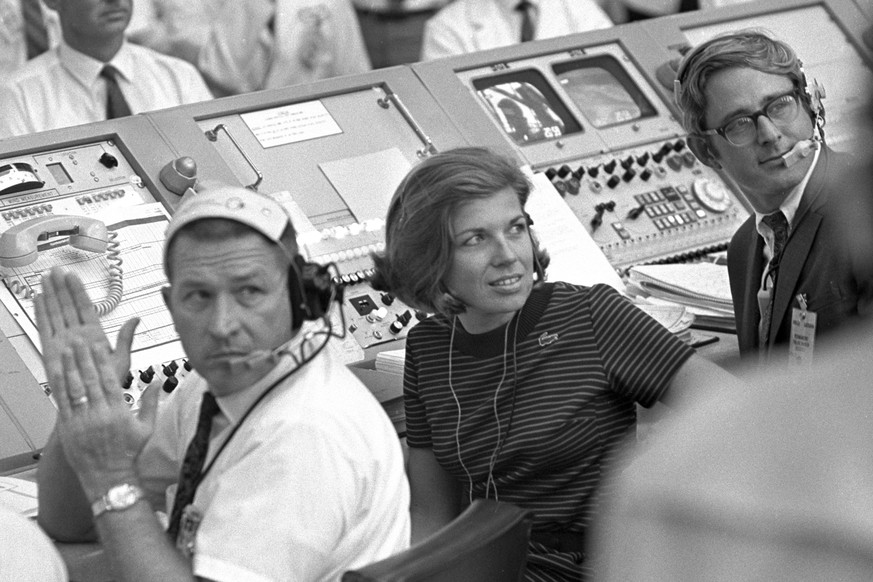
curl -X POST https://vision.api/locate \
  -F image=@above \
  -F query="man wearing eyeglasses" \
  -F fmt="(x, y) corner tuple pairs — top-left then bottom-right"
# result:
(674, 30), (873, 366)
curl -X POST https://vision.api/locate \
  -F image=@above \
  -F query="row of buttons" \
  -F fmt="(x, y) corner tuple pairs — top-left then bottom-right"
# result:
(652, 211), (700, 231)
(316, 242), (385, 265)
(545, 155), (696, 197)
(2, 204), (53, 220)
(547, 139), (689, 182)
(298, 218), (385, 246)
(608, 212), (735, 246)
(121, 358), (193, 407)
(349, 307), (425, 338)
(76, 188), (126, 204)
(332, 268), (375, 287)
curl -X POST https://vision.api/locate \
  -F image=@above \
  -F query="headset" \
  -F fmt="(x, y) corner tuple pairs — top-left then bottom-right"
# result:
(288, 253), (340, 330)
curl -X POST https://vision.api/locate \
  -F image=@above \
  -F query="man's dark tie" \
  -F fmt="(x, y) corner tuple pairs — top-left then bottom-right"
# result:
(759, 211), (789, 350)
(21, 0), (49, 59)
(100, 64), (133, 119)
(516, 0), (535, 43)
(166, 391), (220, 542)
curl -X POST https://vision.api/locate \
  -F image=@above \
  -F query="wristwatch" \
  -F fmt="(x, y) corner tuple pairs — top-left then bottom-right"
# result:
(91, 483), (145, 518)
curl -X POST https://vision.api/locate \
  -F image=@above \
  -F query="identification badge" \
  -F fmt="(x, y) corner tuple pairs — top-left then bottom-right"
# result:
(789, 294), (816, 369)
(175, 504), (203, 558)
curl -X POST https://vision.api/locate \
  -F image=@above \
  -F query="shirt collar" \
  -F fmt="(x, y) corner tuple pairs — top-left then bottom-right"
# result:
(58, 40), (133, 88)
(754, 143), (821, 238)
(212, 320), (330, 424)
(451, 282), (553, 358)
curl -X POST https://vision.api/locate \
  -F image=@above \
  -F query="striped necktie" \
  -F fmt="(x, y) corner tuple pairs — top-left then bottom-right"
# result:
(100, 64), (133, 119)
(759, 210), (789, 350)
(166, 391), (220, 542)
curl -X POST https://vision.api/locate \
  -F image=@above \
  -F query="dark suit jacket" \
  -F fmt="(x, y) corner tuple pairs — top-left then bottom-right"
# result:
(727, 146), (873, 358)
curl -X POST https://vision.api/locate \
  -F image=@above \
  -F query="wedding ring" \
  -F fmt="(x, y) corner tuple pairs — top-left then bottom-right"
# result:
(71, 395), (89, 407)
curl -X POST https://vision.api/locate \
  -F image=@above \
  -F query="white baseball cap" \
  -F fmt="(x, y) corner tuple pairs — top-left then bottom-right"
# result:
(163, 185), (294, 264)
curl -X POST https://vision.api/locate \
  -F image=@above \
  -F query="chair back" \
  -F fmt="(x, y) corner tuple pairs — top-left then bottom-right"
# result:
(342, 499), (533, 582)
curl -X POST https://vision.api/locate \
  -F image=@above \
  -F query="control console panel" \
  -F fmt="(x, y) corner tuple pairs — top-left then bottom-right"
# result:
(538, 137), (745, 270)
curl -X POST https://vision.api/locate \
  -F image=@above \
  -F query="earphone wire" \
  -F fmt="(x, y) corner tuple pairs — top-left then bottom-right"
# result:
(485, 312), (520, 500)
(449, 312), (516, 503)
(193, 262), (345, 489)
(448, 317), (475, 503)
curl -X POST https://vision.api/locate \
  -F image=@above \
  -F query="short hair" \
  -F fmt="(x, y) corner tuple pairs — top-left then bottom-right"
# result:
(164, 217), (297, 282)
(675, 30), (808, 135)
(370, 147), (550, 317)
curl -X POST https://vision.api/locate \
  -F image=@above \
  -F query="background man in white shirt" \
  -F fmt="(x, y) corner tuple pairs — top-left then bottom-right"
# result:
(0, 0), (212, 137)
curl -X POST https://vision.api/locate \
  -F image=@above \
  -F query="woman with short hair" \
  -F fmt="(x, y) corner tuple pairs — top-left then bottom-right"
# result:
(372, 146), (741, 581)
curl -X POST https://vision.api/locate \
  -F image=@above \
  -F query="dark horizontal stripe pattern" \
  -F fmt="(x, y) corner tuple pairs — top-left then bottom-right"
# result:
(404, 282), (694, 580)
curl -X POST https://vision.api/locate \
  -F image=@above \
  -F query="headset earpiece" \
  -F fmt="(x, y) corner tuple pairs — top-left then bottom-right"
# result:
(525, 213), (546, 282)
(798, 61), (826, 132)
(687, 134), (719, 168)
(288, 255), (339, 329)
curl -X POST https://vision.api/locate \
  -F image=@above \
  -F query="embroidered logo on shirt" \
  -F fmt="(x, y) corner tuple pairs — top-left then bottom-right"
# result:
(538, 332), (559, 347)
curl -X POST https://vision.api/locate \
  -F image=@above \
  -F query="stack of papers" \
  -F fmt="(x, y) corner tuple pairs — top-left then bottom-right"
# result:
(627, 263), (735, 332)
(375, 348), (405, 375)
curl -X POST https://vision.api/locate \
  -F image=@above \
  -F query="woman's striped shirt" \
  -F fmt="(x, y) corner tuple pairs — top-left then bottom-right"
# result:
(403, 282), (695, 581)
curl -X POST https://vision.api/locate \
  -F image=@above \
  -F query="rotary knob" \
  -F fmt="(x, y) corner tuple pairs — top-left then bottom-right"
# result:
(692, 178), (732, 213)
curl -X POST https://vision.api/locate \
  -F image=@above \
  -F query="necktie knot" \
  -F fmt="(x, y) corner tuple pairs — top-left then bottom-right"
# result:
(761, 210), (788, 257)
(100, 64), (119, 80)
(198, 391), (220, 422)
(762, 210), (789, 260)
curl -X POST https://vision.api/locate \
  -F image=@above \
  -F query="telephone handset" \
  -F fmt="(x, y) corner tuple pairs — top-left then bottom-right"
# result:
(0, 215), (124, 316)
(0, 215), (109, 267)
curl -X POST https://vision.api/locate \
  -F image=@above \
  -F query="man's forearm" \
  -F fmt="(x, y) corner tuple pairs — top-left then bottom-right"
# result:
(37, 429), (97, 542)
(94, 497), (197, 582)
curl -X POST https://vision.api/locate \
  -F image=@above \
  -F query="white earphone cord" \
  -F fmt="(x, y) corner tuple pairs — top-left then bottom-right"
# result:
(449, 313), (519, 503)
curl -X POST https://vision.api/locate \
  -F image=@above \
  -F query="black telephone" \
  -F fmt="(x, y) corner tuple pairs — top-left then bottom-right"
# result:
(0, 215), (123, 316)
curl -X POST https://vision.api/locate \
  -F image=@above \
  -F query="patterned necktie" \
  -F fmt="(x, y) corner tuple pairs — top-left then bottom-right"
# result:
(515, 0), (535, 43)
(21, 0), (49, 59)
(100, 65), (133, 119)
(759, 211), (789, 350)
(166, 391), (220, 542)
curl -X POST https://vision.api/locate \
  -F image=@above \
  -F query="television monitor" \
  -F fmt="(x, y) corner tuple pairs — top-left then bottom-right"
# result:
(472, 69), (582, 145)
(553, 55), (657, 129)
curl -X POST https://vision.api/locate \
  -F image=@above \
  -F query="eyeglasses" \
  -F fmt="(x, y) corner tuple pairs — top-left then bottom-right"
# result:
(699, 91), (802, 147)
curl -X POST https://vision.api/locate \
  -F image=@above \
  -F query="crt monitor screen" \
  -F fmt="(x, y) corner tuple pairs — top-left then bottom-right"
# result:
(553, 55), (656, 128)
(473, 69), (582, 145)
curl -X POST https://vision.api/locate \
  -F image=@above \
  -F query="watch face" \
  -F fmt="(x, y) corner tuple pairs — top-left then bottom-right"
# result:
(108, 485), (137, 508)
